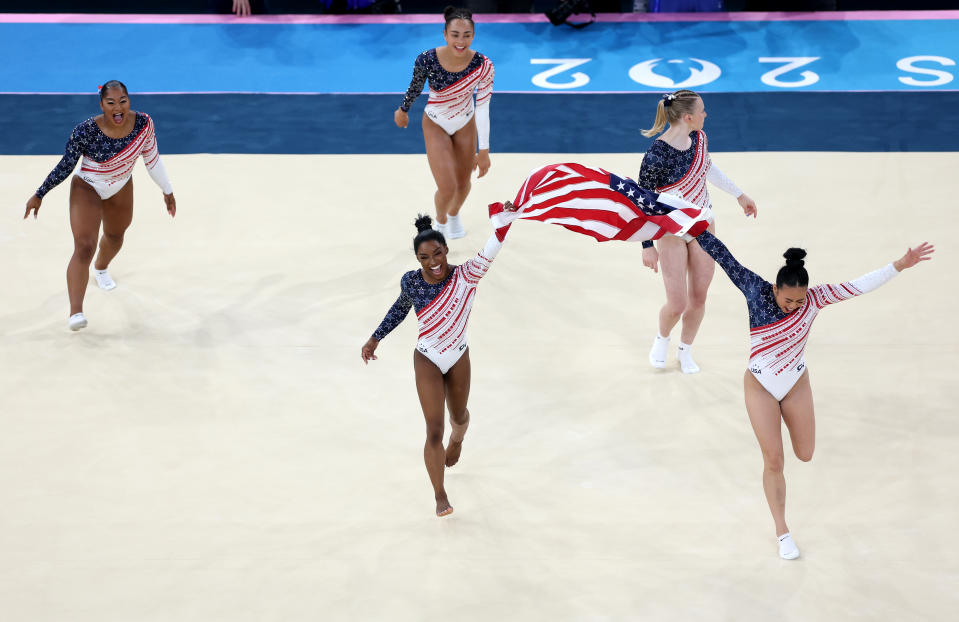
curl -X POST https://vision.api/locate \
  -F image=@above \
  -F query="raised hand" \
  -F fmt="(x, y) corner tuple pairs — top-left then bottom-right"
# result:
(894, 242), (934, 271)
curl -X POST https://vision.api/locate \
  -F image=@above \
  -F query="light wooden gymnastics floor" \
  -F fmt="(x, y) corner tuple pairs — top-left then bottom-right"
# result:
(1, 152), (957, 621)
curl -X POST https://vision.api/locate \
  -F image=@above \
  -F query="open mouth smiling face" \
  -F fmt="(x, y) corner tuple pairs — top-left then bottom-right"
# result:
(444, 19), (474, 58)
(100, 88), (130, 126)
(416, 240), (450, 283)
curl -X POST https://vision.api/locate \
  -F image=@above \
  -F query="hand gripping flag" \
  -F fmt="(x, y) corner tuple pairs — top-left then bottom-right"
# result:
(489, 163), (713, 243)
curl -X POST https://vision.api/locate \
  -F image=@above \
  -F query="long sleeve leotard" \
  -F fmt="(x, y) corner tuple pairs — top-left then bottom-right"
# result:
(36, 112), (173, 201)
(400, 48), (494, 150)
(696, 230), (899, 400)
(638, 130), (742, 248)
(372, 233), (503, 373)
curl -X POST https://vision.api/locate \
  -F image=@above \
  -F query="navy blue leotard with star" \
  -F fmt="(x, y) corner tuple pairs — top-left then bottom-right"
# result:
(399, 48), (488, 113)
(373, 268), (455, 340)
(637, 132), (701, 248)
(695, 229), (900, 400)
(36, 113), (150, 198)
(696, 230), (789, 329)
(638, 132), (700, 191)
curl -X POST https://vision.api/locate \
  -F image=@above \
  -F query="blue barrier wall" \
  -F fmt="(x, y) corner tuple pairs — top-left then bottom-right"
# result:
(4, 92), (956, 154)
(4, 16), (958, 93)
(3, 13), (958, 153)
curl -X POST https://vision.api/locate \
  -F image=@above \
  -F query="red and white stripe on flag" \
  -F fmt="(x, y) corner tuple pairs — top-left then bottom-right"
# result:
(488, 163), (712, 243)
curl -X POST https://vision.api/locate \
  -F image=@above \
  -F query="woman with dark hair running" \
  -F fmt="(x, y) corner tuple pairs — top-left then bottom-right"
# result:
(23, 80), (176, 331)
(361, 215), (507, 517)
(639, 89), (758, 373)
(696, 230), (933, 559)
(394, 6), (494, 240)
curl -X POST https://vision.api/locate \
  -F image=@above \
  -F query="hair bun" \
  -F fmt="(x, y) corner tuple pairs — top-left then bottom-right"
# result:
(414, 214), (433, 233)
(783, 247), (807, 268)
(444, 5), (472, 20)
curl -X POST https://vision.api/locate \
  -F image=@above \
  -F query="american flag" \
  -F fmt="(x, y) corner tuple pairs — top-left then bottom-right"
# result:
(489, 163), (712, 243)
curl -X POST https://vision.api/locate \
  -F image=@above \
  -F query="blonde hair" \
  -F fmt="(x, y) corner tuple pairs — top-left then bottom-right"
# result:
(641, 90), (701, 137)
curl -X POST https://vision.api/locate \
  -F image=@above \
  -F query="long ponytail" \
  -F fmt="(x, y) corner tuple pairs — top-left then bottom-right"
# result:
(641, 89), (701, 137)
(641, 99), (669, 138)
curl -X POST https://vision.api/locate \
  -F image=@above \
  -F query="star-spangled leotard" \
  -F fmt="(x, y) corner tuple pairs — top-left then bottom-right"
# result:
(372, 233), (503, 374)
(638, 130), (741, 248)
(36, 112), (173, 201)
(400, 48), (494, 149)
(696, 230), (900, 400)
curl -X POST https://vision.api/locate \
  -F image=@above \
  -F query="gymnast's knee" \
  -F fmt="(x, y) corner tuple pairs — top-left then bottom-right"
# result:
(73, 240), (96, 263)
(763, 454), (785, 474)
(425, 423), (445, 446)
(795, 446), (814, 463)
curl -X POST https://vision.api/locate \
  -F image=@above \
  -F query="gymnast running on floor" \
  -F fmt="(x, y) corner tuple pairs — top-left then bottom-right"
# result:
(361, 215), (507, 517)
(696, 230), (933, 559)
(393, 6), (494, 240)
(23, 80), (176, 331)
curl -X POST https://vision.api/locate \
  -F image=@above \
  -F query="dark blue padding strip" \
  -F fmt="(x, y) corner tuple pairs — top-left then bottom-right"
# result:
(3, 92), (957, 155)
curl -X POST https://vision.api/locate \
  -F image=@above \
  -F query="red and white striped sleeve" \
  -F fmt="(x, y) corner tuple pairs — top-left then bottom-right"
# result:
(475, 57), (494, 106)
(139, 114), (173, 194)
(808, 263), (899, 309)
(460, 233), (503, 285)
(474, 58), (494, 151)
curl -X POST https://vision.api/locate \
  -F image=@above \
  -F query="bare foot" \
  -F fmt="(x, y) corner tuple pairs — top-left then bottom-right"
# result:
(445, 439), (463, 467)
(436, 496), (454, 517)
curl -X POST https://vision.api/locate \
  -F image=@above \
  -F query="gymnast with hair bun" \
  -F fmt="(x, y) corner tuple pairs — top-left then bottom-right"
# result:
(695, 230), (934, 559)
(23, 80), (176, 331)
(394, 6), (494, 240)
(361, 216), (507, 517)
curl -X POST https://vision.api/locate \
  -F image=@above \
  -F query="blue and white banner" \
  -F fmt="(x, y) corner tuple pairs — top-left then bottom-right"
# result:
(2, 13), (958, 94)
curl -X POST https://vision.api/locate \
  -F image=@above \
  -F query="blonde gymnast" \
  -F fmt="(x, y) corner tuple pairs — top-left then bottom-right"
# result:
(638, 90), (758, 373)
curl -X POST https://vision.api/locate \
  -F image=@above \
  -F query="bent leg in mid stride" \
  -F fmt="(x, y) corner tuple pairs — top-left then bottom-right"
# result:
(443, 349), (471, 467)
(414, 349), (455, 516)
(93, 178), (135, 289)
